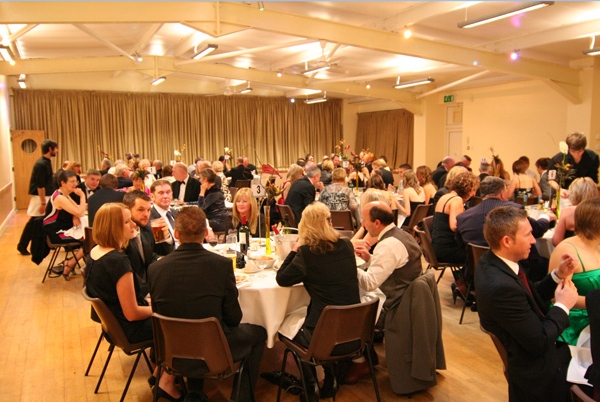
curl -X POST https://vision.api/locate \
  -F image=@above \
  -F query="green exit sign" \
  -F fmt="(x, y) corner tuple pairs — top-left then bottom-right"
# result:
(444, 95), (454, 103)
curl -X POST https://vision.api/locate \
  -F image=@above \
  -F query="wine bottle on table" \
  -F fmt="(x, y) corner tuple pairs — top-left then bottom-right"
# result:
(239, 216), (250, 255)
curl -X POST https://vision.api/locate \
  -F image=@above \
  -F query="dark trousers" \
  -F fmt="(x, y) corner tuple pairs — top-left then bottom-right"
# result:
(18, 216), (37, 250)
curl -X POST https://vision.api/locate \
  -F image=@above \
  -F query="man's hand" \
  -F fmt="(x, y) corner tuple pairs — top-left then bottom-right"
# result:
(314, 182), (324, 191)
(38, 203), (46, 214)
(554, 277), (578, 310)
(544, 210), (557, 222)
(354, 245), (371, 262)
(556, 253), (577, 279)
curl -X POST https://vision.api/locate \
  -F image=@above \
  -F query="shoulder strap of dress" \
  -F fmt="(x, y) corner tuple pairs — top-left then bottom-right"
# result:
(563, 241), (586, 272)
(442, 195), (460, 211)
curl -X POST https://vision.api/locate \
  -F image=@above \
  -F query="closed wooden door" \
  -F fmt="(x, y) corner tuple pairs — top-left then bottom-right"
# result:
(11, 130), (45, 210)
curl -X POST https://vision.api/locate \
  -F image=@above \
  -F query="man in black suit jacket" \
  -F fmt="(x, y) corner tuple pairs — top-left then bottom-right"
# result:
(476, 206), (578, 402)
(148, 207), (266, 402)
(115, 163), (133, 189)
(70, 169), (101, 204)
(372, 159), (394, 188)
(285, 166), (322, 223)
(87, 174), (125, 227)
(149, 179), (177, 253)
(431, 156), (455, 189)
(225, 157), (253, 188)
(123, 190), (172, 294)
(456, 176), (555, 281)
(171, 162), (201, 203)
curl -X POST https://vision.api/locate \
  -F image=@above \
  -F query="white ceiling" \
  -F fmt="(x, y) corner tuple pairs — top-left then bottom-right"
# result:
(1, 1), (599, 110)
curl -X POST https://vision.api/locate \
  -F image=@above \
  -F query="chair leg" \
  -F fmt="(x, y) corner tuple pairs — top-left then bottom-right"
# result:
(42, 247), (60, 283)
(233, 357), (252, 402)
(459, 282), (473, 325)
(142, 349), (153, 373)
(153, 364), (163, 402)
(436, 267), (445, 283)
(95, 344), (115, 393)
(119, 351), (144, 402)
(363, 343), (382, 402)
(289, 351), (310, 402)
(276, 349), (290, 402)
(85, 332), (104, 376)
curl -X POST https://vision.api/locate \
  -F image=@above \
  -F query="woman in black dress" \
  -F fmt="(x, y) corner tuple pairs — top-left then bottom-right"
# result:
(277, 202), (360, 401)
(198, 168), (229, 233)
(85, 203), (181, 401)
(43, 170), (87, 279)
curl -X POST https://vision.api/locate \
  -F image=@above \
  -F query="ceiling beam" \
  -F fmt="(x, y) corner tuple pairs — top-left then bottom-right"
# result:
(73, 24), (136, 62)
(0, 55), (418, 104)
(0, 1), (580, 86)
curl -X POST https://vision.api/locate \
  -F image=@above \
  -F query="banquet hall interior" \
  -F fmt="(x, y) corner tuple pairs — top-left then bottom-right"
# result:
(1, 1), (600, 401)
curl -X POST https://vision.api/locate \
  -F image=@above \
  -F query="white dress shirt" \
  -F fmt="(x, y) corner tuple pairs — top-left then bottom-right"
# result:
(153, 205), (177, 249)
(356, 223), (409, 292)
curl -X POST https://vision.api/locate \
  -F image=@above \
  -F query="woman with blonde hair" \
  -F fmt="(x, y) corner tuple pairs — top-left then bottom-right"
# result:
(400, 169), (426, 222)
(85, 203), (180, 400)
(212, 160), (232, 202)
(231, 187), (259, 237)
(553, 177), (599, 246)
(416, 165), (437, 204)
(278, 163), (304, 205)
(277, 203), (360, 401)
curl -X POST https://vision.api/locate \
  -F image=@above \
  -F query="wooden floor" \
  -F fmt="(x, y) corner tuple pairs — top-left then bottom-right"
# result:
(0, 210), (507, 401)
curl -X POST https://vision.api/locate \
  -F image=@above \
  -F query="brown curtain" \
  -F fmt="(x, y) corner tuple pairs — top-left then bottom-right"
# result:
(11, 89), (342, 171)
(355, 109), (413, 169)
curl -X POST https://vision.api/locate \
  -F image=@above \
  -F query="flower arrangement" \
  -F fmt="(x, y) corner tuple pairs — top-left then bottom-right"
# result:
(553, 141), (576, 218)
(224, 146), (233, 159)
(174, 143), (186, 163)
(334, 139), (351, 160)
(97, 145), (111, 160)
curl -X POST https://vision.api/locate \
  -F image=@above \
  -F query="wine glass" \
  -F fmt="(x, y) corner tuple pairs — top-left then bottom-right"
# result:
(255, 259), (269, 277)
(208, 237), (218, 249)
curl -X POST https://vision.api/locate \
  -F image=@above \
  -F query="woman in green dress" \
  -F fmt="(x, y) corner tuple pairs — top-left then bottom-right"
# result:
(549, 197), (600, 345)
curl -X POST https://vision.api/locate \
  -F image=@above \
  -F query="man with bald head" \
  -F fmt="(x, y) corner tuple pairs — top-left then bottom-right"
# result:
(172, 162), (200, 203)
(354, 201), (423, 320)
(432, 156), (455, 189)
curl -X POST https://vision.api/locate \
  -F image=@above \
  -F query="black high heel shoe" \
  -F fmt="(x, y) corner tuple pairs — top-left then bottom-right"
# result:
(320, 376), (338, 400)
(451, 283), (465, 305)
(155, 386), (184, 402)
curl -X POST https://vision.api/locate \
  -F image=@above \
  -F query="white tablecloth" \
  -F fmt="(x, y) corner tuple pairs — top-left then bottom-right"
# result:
(536, 227), (555, 259)
(236, 269), (310, 348)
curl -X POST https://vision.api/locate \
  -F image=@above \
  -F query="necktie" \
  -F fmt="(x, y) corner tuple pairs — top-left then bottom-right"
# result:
(165, 211), (175, 228)
(518, 268), (544, 317)
(135, 231), (145, 263)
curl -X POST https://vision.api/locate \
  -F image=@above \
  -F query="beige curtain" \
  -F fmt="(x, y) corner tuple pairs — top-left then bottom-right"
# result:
(355, 109), (414, 169)
(11, 89), (342, 171)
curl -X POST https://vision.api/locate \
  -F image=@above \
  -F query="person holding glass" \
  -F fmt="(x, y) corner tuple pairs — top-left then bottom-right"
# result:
(84, 203), (180, 401)
(276, 203), (360, 401)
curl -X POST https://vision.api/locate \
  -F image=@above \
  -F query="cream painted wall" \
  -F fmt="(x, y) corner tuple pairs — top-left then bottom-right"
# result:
(0, 76), (15, 232)
(450, 80), (571, 174)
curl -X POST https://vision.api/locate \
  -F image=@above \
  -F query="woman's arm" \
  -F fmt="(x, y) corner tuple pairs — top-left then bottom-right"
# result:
(399, 189), (410, 216)
(506, 177), (517, 198)
(276, 246), (307, 287)
(54, 191), (86, 217)
(447, 197), (465, 231)
(532, 179), (542, 197)
(116, 272), (152, 321)
(198, 189), (221, 210)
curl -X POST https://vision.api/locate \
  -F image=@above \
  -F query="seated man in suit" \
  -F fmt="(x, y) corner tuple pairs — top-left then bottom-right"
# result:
(284, 165), (322, 223)
(87, 174), (125, 227)
(123, 190), (172, 294)
(171, 162), (200, 203)
(148, 207), (266, 402)
(225, 157), (253, 188)
(371, 159), (394, 189)
(476, 206), (578, 402)
(149, 179), (178, 253)
(114, 163), (133, 189)
(70, 168), (101, 204)
(456, 176), (555, 282)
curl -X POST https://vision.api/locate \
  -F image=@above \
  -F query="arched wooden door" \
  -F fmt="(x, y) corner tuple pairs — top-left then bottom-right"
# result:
(11, 130), (45, 210)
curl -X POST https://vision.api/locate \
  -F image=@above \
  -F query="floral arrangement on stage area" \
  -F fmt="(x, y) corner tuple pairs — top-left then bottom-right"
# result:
(174, 143), (186, 163)
(490, 147), (502, 177)
(97, 145), (111, 160)
(334, 139), (351, 160)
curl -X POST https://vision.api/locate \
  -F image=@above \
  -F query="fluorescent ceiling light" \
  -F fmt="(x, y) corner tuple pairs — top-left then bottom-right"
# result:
(458, 2), (554, 29)
(151, 76), (166, 85)
(192, 44), (218, 60)
(394, 77), (434, 89)
(302, 65), (330, 75)
(235, 81), (253, 94)
(305, 91), (327, 104)
(0, 45), (15, 65)
(17, 74), (26, 89)
(584, 47), (600, 56)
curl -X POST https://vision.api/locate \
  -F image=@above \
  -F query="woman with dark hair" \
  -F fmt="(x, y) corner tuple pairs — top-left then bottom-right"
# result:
(431, 172), (480, 265)
(43, 169), (87, 279)
(128, 168), (151, 195)
(549, 198), (600, 345)
(507, 158), (541, 200)
(198, 168), (229, 232)
(277, 203), (360, 401)
(360, 171), (402, 212)
(85, 203), (180, 400)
